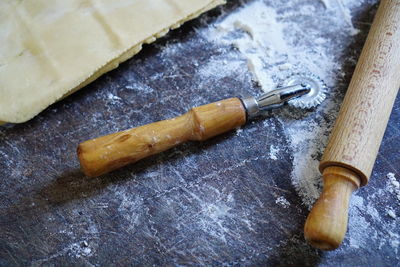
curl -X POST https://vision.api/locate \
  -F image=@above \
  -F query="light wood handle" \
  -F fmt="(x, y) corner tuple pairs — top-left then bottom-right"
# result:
(305, 0), (400, 250)
(304, 167), (360, 250)
(77, 98), (246, 177)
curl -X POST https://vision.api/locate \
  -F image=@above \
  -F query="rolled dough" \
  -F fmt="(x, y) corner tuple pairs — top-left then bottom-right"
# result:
(0, 0), (225, 124)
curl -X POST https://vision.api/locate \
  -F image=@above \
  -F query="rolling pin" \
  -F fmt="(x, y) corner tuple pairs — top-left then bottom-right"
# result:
(304, 0), (400, 250)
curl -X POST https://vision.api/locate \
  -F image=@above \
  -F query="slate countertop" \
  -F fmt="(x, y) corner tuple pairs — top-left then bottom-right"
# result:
(1, 0), (399, 266)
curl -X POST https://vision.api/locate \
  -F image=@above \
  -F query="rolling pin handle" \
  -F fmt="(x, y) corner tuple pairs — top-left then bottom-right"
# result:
(304, 166), (361, 250)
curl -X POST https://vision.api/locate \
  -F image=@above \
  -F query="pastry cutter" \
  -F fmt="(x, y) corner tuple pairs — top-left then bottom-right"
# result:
(77, 72), (326, 177)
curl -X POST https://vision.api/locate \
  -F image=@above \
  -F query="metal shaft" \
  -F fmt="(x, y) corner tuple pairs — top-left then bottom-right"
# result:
(241, 84), (310, 118)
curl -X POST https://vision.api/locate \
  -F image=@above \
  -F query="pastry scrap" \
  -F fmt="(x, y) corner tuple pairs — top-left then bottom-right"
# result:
(0, 0), (225, 124)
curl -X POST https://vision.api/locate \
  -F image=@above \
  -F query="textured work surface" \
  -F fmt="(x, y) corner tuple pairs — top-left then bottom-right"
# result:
(1, 0), (399, 266)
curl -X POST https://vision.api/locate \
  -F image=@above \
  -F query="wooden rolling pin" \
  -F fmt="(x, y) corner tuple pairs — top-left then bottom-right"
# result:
(304, 0), (400, 250)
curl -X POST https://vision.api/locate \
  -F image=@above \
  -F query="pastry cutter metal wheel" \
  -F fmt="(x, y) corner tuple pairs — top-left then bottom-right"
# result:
(77, 73), (327, 177)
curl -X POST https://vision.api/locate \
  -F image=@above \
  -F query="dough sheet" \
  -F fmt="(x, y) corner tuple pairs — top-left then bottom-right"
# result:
(0, 0), (225, 123)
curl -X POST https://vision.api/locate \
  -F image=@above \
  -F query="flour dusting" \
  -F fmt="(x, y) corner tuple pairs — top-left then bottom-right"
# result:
(206, 0), (340, 92)
(320, 0), (360, 35)
(275, 196), (290, 208)
(268, 145), (279, 160)
(387, 209), (396, 219)
(340, 172), (400, 253)
(107, 92), (121, 101)
(387, 172), (400, 202)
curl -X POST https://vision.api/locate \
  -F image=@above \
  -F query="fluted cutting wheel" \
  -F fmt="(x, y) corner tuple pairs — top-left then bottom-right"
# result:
(283, 73), (327, 109)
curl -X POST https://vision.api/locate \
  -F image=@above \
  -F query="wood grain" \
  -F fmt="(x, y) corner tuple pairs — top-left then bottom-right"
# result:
(78, 98), (246, 177)
(319, 0), (400, 185)
(305, 0), (400, 250)
(304, 167), (360, 250)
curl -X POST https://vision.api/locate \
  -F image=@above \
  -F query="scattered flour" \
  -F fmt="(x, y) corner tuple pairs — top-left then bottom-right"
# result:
(204, 0), (345, 92)
(275, 196), (290, 208)
(115, 188), (144, 231)
(342, 174), (400, 253)
(68, 242), (93, 258)
(107, 92), (121, 101)
(319, 0), (360, 35)
(268, 145), (279, 160)
(387, 172), (400, 202)
(347, 195), (372, 249)
(283, 120), (328, 208)
(32, 240), (94, 264)
(235, 127), (243, 136)
(209, 2), (293, 90)
(387, 209), (396, 219)
(187, 188), (236, 244)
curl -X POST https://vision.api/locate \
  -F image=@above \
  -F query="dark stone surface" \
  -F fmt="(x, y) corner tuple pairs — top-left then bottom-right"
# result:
(0, 0), (399, 266)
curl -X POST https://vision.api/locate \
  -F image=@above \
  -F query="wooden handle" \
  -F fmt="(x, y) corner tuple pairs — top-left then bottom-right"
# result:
(77, 98), (246, 177)
(304, 167), (360, 250)
(305, 0), (400, 250)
